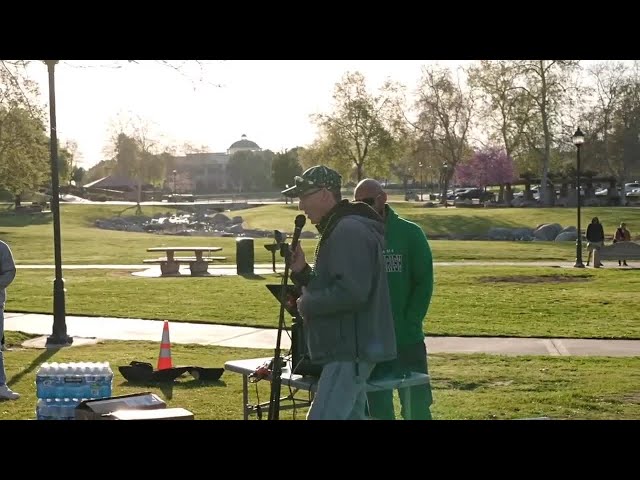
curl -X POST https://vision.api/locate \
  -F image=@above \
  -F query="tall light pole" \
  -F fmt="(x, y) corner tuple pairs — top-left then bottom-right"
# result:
(418, 162), (424, 201)
(442, 162), (449, 207)
(573, 127), (585, 268)
(44, 60), (72, 347)
(172, 169), (177, 201)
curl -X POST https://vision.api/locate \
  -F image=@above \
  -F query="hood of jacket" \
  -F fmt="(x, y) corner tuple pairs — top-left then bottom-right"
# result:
(316, 199), (384, 241)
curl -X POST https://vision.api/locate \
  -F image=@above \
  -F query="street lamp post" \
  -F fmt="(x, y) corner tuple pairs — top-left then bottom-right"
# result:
(44, 60), (72, 347)
(418, 162), (424, 201)
(172, 169), (177, 201)
(442, 163), (449, 207)
(573, 127), (585, 268)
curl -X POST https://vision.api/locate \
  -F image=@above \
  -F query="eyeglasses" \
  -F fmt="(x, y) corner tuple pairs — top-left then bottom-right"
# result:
(299, 188), (323, 200)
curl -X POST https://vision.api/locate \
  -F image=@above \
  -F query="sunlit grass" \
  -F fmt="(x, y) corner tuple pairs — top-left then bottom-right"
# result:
(2, 333), (638, 420)
(8, 266), (640, 339)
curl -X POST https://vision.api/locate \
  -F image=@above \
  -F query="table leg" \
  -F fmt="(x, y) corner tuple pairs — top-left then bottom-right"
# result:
(404, 387), (411, 420)
(242, 374), (249, 420)
(160, 261), (180, 275)
(189, 261), (209, 275)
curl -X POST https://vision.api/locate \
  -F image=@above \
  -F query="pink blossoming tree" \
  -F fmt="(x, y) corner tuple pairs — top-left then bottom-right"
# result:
(455, 146), (517, 189)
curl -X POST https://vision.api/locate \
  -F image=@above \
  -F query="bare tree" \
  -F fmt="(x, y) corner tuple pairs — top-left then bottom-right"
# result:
(585, 62), (630, 176)
(467, 60), (535, 162)
(513, 60), (580, 204)
(410, 65), (475, 199)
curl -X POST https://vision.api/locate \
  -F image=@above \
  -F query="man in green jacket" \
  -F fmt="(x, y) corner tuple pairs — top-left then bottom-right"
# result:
(354, 179), (434, 420)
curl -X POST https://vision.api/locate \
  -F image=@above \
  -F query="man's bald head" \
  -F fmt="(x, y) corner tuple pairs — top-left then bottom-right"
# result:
(354, 178), (384, 199)
(353, 178), (387, 216)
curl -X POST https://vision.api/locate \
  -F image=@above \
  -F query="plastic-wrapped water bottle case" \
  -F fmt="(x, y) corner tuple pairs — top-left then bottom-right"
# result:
(35, 362), (113, 420)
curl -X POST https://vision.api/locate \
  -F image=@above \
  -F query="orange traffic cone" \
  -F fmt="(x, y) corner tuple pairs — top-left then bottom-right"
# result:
(157, 320), (173, 370)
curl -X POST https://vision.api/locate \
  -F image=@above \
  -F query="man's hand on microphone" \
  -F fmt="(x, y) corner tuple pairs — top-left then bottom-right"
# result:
(290, 242), (307, 273)
(297, 286), (309, 320)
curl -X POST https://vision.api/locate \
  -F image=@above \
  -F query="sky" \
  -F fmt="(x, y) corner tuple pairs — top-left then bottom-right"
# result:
(25, 60), (472, 169)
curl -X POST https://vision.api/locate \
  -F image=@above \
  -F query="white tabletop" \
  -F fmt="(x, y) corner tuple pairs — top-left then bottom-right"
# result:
(224, 357), (430, 394)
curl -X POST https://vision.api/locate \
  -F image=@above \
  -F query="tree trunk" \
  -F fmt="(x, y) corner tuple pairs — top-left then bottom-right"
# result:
(505, 183), (513, 204)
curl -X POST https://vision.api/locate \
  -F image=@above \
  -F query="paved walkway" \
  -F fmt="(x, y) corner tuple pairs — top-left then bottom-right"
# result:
(4, 312), (639, 357)
(5, 261), (638, 355)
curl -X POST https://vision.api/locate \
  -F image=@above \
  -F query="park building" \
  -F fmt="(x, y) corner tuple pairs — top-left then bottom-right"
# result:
(172, 134), (262, 193)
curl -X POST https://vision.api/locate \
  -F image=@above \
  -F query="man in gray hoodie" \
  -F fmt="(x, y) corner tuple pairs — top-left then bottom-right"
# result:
(0, 239), (18, 400)
(282, 165), (397, 420)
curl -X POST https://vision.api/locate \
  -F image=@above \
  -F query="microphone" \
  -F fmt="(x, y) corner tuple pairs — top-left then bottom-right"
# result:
(290, 214), (307, 255)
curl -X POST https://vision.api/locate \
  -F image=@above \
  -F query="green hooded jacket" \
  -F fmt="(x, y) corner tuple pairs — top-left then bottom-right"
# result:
(383, 205), (434, 347)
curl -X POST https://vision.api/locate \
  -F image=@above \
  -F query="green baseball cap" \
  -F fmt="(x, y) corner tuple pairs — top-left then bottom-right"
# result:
(281, 165), (342, 198)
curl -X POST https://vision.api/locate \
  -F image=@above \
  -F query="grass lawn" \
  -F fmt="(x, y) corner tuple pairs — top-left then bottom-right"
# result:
(2, 203), (639, 421)
(2, 332), (639, 420)
(4, 203), (638, 264)
(7, 266), (640, 339)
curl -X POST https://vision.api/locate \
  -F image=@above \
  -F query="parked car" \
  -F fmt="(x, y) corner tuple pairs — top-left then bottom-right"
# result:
(455, 188), (495, 202)
(513, 185), (540, 200)
(404, 190), (419, 201)
(625, 182), (640, 194)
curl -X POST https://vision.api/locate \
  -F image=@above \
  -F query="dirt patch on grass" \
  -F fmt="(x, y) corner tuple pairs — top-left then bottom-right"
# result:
(619, 392), (640, 404)
(480, 274), (591, 284)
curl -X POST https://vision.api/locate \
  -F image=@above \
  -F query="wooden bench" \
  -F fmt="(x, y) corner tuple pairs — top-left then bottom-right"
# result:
(144, 246), (224, 276)
(593, 241), (640, 267)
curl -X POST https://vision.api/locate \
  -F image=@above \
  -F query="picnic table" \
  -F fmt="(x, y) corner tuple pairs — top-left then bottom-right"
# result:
(224, 357), (430, 420)
(144, 246), (225, 276)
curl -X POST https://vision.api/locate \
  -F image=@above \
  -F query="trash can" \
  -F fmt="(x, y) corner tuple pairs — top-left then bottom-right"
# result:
(236, 237), (254, 275)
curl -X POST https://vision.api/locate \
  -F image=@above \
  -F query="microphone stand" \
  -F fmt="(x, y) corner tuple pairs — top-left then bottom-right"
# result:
(267, 244), (293, 421)
(268, 214), (305, 420)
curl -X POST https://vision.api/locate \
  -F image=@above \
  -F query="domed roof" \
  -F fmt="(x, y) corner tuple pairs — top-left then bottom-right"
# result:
(229, 134), (260, 150)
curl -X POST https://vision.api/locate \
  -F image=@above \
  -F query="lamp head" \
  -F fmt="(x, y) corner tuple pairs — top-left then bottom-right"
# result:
(572, 127), (585, 146)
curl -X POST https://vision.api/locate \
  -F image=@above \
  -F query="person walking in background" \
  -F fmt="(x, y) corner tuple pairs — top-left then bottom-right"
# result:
(354, 178), (435, 420)
(586, 217), (605, 267)
(283, 165), (397, 420)
(0, 239), (19, 400)
(613, 222), (631, 266)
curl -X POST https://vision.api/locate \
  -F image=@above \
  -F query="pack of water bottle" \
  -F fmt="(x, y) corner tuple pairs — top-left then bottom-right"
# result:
(35, 362), (114, 420)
